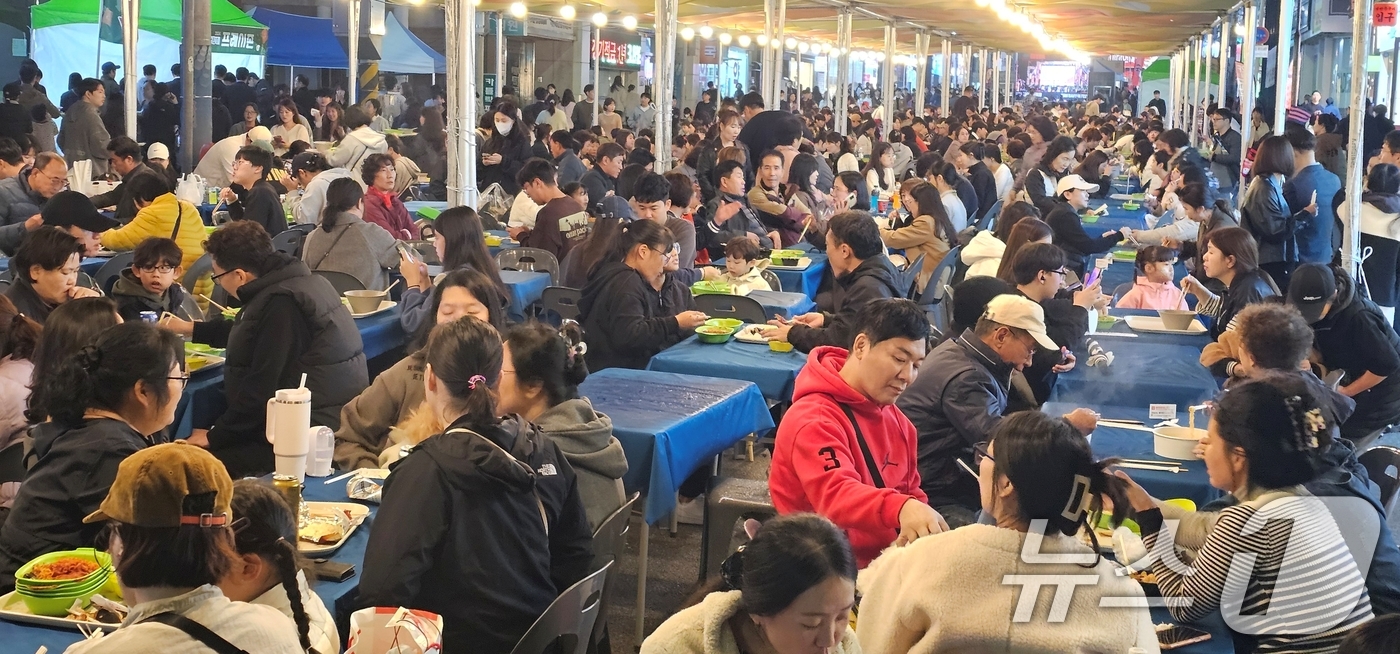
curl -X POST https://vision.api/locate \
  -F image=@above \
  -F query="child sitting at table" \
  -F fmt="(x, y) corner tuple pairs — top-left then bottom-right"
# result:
(717, 237), (772, 294)
(109, 237), (199, 323)
(1115, 245), (1189, 310)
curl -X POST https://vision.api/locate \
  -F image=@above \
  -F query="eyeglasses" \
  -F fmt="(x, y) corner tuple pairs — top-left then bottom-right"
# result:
(137, 265), (178, 274)
(1046, 268), (1069, 278)
(36, 170), (68, 186)
(211, 267), (242, 281)
(973, 441), (994, 466)
(168, 374), (190, 389)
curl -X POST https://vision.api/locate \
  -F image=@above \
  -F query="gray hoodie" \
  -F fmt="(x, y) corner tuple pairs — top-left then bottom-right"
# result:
(533, 398), (628, 530)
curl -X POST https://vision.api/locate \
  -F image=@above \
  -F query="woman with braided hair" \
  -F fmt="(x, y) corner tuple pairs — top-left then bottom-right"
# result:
(0, 321), (184, 590)
(641, 513), (860, 654)
(221, 480), (338, 653)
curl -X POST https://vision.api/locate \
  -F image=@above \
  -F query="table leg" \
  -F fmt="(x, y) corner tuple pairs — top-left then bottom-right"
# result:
(670, 493), (679, 536)
(634, 517), (649, 646)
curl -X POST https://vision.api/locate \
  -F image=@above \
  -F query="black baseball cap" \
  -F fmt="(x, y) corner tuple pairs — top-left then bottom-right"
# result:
(101, 62), (119, 72)
(42, 191), (118, 233)
(1287, 263), (1337, 324)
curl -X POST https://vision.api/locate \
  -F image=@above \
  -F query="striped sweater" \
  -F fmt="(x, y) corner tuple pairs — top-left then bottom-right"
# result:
(1141, 488), (1373, 653)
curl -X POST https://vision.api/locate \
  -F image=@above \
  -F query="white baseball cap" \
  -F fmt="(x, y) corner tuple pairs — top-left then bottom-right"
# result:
(1055, 174), (1100, 196)
(146, 142), (169, 161)
(982, 294), (1058, 350)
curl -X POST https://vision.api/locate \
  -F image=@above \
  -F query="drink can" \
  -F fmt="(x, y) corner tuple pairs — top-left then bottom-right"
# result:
(139, 311), (159, 324)
(272, 474), (304, 517)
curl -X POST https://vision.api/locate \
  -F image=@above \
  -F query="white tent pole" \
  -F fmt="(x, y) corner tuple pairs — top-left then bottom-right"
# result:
(1218, 14), (1230, 112)
(882, 22), (895, 122)
(1273, 0), (1295, 129)
(1237, 0), (1259, 209)
(915, 32), (928, 114)
(1343, 0), (1375, 275)
(123, 0), (139, 140)
(445, 0), (477, 207)
(940, 38), (950, 116)
(348, 0), (360, 105)
(654, 0), (677, 171)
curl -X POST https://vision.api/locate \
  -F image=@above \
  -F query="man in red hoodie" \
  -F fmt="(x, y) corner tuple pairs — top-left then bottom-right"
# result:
(770, 298), (947, 567)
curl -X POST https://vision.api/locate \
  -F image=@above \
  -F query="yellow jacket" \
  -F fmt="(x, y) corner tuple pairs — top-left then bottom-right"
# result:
(101, 193), (211, 299)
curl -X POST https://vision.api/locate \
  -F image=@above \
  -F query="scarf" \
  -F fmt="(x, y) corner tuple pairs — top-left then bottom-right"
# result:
(1364, 191), (1400, 216)
(367, 186), (397, 210)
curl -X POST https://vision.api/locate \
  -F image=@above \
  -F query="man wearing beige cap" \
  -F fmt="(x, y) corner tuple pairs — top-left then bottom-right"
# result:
(68, 442), (303, 653)
(145, 142), (178, 189)
(896, 294), (1100, 527)
(193, 125), (273, 188)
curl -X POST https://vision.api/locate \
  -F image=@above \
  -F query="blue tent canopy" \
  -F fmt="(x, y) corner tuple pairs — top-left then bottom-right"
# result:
(379, 12), (445, 74)
(247, 7), (348, 69)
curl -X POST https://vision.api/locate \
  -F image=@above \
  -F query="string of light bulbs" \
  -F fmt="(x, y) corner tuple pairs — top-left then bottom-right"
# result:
(974, 0), (1089, 61)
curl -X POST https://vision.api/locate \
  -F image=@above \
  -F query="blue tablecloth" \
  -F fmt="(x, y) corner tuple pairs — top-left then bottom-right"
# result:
(171, 307), (408, 440)
(647, 335), (808, 402)
(0, 257), (108, 276)
(1098, 308), (1213, 349)
(1045, 402), (1221, 507)
(746, 290), (816, 320)
(711, 254), (829, 300)
(0, 479), (372, 652)
(1052, 337), (1218, 409)
(579, 368), (775, 523)
(500, 269), (551, 322)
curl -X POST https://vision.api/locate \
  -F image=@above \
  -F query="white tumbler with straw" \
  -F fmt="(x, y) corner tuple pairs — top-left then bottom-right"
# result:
(266, 375), (313, 481)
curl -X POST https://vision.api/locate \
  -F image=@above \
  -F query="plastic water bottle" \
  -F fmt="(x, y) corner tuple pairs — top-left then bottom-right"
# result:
(869, 192), (879, 213)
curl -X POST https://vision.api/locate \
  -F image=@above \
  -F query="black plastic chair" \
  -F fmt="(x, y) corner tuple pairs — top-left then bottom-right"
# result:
(0, 441), (24, 485)
(1111, 282), (1134, 305)
(312, 270), (367, 294)
(541, 286), (582, 323)
(92, 252), (134, 295)
(918, 246), (961, 331)
(759, 269), (782, 292)
(1360, 446), (1400, 514)
(510, 560), (611, 654)
(694, 293), (767, 324)
(414, 218), (436, 240)
(183, 253), (213, 291)
(976, 200), (1003, 232)
(897, 253), (926, 300)
(271, 228), (306, 258)
(498, 247), (561, 286)
(588, 493), (639, 654)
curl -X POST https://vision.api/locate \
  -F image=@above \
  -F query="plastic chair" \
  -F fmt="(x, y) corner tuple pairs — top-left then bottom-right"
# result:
(414, 218), (436, 240)
(271, 228), (305, 258)
(897, 253), (926, 300)
(498, 247), (561, 286)
(289, 223), (318, 235)
(541, 286), (582, 323)
(700, 477), (776, 581)
(312, 270), (367, 294)
(1359, 445), (1400, 514)
(759, 269), (782, 292)
(976, 200), (1003, 232)
(1111, 282), (1134, 304)
(918, 246), (961, 331)
(183, 254), (213, 291)
(588, 493), (639, 654)
(0, 441), (24, 485)
(694, 294), (767, 324)
(510, 561), (611, 654)
(92, 252), (134, 295)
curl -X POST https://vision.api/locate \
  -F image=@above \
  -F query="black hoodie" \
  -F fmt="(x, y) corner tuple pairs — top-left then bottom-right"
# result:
(1311, 270), (1400, 439)
(578, 261), (692, 371)
(0, 418), (151, 590)
(359, 416), (593, 653)
(788, 256), (900, 353)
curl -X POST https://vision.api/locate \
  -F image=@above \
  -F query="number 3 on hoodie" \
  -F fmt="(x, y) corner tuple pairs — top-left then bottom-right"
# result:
(817, 446), (841, 471)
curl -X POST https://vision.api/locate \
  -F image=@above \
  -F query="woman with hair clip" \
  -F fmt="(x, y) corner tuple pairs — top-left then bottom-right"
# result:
(335, 268), (505, 470)
(496, 321), (627, 530)
(221, 480), (338, 654)
(882, 181), (957, 294)
(23, 298), (120, 425)
(0, 322), (185, 589)
(359, 317), (593, 653)
(398, 205), (508, 335)
(1119, 373), (1373, 651)
(857, 411), (1158, 653)
(578, 219), (709, 370)
(1181, 226), (1279, 340)
(65, 443), (303, 653)
(301, 176), (399, 291)
(961, 201), (1042, 279)
(640, 513), (860, 654)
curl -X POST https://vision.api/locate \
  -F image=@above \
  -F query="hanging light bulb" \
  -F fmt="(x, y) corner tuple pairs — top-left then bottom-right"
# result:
(797, 41), (809, 53)
(699, 25), (713, 39)
(508, 2), (527, 18)
(771, 38), (783, 50)
(591, 12), (607, 27)
(719, 32), (732, 45)
(558, 4), (575, 19)
(738, 34), (751, 48)
(681, 26), (695, 41)
(622, 15), (637, 30)
(755, 34), (768, 46)
(784, 37), (797, 49)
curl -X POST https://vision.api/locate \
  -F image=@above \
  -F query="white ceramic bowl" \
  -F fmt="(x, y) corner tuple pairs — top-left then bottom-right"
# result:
(1153, 425), (1205, 460)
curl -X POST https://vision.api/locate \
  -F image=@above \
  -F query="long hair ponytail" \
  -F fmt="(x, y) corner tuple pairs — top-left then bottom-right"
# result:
(229, 480), (317, 653)
(320, 177), (363, 232)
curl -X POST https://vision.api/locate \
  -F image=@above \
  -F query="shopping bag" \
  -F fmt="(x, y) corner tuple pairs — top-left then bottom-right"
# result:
(175, 174), (206, 206)
(478, 182), (514, 225)
(68, 159), (92, 196)
(345, 606), (443, 654)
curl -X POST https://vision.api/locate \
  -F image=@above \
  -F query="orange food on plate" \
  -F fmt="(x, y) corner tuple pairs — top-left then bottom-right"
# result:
(28, 557), (100, 580)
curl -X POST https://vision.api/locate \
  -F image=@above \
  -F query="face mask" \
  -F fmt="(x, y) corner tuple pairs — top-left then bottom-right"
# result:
(496, 121), (513, 136)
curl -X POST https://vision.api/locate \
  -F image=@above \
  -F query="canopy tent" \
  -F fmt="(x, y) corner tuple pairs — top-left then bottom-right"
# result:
(30, 0), (265, 106)
(247, 8), (352, 70)
(1138, 57), (1219, 108)
(378, 11), (445, 74)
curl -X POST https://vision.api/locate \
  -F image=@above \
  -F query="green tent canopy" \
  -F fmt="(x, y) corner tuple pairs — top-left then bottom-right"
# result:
(31, 0), (266, 56)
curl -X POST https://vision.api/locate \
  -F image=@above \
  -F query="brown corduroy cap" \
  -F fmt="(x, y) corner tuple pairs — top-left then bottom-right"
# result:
(83, 442), (234, 528)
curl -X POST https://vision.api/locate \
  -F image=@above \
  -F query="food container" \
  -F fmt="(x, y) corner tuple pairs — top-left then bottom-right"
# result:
(344, 289), (388, 314)
(15, 550), (112, 590)
(1097, 314), (1121, 330)
(769, 340), (794, 353)
(1157, 309), (1197, 331)
(1122, 201), (1140, 211)
(1131, 193), (1146, 201)
(696, 326), (735, 344)
(1153, 426), (1205, 460)
(769, 249), (804, 267)
(705, 318), (743, 330)
(1163, 498), (1197, 512)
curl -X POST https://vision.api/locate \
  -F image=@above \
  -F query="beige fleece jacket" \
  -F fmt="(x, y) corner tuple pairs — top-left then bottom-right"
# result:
(642, 590), (861, 654)
(333, 353), (426, 470)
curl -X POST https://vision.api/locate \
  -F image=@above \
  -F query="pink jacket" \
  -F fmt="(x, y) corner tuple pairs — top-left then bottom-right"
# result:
(1116, 278), (1189, 310)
